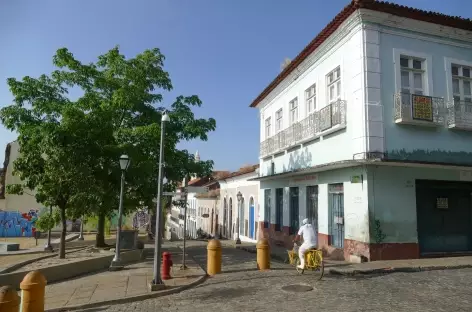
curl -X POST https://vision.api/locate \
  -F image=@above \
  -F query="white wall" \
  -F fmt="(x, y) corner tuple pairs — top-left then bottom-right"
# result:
(4, 141), (42, 213)
(259, 166), (370, 244)
(219, 171), (260, 242)
(257, 12), (373, 176)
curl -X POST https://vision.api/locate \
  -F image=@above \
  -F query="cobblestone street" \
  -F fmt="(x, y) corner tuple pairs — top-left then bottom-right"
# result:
(72, 242), (472, 312)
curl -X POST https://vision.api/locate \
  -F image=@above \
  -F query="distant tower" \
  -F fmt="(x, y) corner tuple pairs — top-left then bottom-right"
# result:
(191, 150), (200, 181)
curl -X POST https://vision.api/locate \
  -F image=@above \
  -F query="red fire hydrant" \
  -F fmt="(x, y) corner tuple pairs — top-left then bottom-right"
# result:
(161, 252), (173, 280)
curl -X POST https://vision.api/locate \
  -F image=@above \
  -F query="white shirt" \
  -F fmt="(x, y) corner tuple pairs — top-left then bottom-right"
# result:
(298, 223), (317, 246)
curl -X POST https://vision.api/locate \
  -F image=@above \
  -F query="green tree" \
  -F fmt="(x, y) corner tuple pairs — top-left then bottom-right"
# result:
(0, 76), (100, 257)
(2, 46), (217, 248)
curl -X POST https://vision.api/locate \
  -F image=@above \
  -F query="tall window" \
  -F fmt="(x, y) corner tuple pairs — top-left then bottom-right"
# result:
(275, 188), (283, 231)
(452, 64), (472, 111)
(264, 117), (271, 138)
(400, 56), (425, 96)
(305, 84), (316, 114)
(289, 97), (298, 125)
(289, 187), (299, 235)
(275, 109), (283, 132)
(327, 67), (341, 103)
(264, 189), (272, 228)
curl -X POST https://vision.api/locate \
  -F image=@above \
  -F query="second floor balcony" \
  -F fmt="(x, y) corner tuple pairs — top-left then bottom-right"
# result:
(447, 100), (472, 131)
(260, 99), (346, 158)
(394, 92), (445, 127)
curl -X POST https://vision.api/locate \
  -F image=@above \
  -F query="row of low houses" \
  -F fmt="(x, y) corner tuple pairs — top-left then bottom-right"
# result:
(173, 0), (472, 262)
(166, 154), (261, 244)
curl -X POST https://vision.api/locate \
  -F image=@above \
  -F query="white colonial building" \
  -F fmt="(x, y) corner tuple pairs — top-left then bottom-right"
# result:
(251, 0), (472, 261)
(218, 165), (260, 243)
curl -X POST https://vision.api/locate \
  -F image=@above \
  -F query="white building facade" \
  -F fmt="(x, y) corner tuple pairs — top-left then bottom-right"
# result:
(218, 166), (260, 243)
(252, 0), (472, 262)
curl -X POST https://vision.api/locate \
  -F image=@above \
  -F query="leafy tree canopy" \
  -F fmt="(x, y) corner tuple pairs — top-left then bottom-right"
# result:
(0, 46), (217, 252)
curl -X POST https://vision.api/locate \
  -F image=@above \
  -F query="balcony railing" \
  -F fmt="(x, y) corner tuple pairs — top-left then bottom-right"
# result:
(260, 99), (346, 158)
(394, 92), (445, 126)
(446, 100), (472, 131)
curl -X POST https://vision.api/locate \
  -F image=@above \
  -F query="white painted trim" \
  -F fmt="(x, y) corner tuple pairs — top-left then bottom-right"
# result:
(393, 48), (433, 96)
(373, 25), (472, 50)
(256, 8), (472, 111)
(444, 57), (472, 103)
(324, 64), (344, 106)
(256, 11), (363, 109)
(359, 9), (472, 44)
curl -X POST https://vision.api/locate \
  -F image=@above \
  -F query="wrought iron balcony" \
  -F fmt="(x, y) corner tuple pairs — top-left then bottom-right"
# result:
(260, 100), (347, 158)
(446, 100), (472, 131)
(394, 92), (445, 126)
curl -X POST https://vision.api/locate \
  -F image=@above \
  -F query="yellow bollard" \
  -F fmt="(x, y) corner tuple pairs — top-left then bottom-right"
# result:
(0, 285), (20, 312)
(207, 239), (222, 275)
(256, 238), (270, 270)
(20, 270), (47, 312)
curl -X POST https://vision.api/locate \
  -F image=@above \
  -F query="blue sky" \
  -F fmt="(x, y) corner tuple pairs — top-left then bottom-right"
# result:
(0, 0), (469, 171)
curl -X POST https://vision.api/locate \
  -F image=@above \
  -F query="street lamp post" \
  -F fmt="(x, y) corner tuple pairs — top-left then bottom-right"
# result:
(78, 216), (85, 241)
(44, 206), (53, 252)
(151, 111), (170, 290)
(110, 154), (131, 271)
(236, 191), (242, 245)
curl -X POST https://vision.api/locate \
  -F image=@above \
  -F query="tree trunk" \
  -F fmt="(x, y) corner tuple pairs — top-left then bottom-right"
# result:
(95, 213), (107, 247)
(59, 207), (66, 259)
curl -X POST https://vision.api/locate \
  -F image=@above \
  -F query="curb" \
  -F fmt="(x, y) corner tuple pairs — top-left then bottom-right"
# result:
(46, 274), (208, 312)
(328, 264), (472, 276)
(0, 246), (90, 274)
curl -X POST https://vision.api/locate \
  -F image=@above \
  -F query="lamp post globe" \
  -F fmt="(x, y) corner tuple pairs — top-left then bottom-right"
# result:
(119, 154), (130, 171)
(110, 154), (130, 271)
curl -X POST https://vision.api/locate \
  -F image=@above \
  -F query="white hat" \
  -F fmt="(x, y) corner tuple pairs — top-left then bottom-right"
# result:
(302, 218), (309, 225)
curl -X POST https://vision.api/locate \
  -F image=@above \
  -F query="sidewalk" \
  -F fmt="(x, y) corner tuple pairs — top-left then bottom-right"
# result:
(222, 240), (349, 269)
(44, 247), (206, 311)
(328, 256), (472, 276)
(226, 240), (472, 276)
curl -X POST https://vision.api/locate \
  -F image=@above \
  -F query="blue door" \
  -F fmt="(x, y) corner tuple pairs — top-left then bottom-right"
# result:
(249, 205), (255, 239)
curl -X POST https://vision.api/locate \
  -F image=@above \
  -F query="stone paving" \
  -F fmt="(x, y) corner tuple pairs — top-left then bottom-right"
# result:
(81, 241), (472, 312)
(44, 247), (205, 310)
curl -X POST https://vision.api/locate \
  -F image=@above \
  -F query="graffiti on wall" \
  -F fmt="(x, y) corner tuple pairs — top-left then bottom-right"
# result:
(132, 209), (150, 230)
(0, 209), (39, 237)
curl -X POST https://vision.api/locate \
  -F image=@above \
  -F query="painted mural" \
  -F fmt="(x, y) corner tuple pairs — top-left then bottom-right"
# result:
(0, 209), (39, 237)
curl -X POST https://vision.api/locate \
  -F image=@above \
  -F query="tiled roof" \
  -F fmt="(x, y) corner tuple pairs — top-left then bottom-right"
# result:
(249, 0), (472, 108)
(220, 164), (259, 180)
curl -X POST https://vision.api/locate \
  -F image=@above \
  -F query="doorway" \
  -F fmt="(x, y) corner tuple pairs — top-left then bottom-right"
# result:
(306, 185), (319, 240)
(328, 183), (344, 249)
(416, 180), (472, 255)
(223, 198), (227, 238)
(289, 187), (299, 235)
(249, 197), (255, 239)
(229, 198), (233, 239)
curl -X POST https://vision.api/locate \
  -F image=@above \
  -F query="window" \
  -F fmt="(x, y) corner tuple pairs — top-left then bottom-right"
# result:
(264, 117), (271, 138)
(400, 56), (425, 96)
(289, 97), (298, 125)
(275, 188), (283, 231)
(305, 84), (316, 114)
(327, 67), (341, 103)
(275, 109), (283, 132)
(451, 64), (472, 112)
(264, 189), (272, 228)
